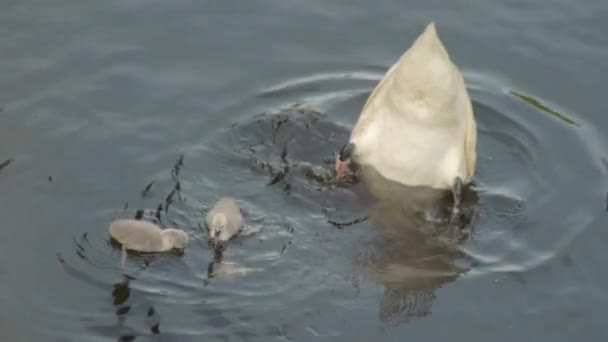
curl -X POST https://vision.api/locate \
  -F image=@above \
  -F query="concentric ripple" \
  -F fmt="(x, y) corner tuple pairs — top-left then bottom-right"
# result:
(48, 67), (608, 340)
(461, 71), (606, 276)
(194, 68), (608, 327)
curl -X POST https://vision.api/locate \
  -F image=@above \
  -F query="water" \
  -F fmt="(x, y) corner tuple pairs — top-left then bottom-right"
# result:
(1, 0), (608, 340)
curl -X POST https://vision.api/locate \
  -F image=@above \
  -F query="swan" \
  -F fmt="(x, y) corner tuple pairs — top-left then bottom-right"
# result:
(335, 22), (477, 219)
(109, 219), (189, 267)
(205, 197), (243, 249)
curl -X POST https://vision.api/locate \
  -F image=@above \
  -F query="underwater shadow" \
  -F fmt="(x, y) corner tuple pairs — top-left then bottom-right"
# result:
(353, 166), (479, 325)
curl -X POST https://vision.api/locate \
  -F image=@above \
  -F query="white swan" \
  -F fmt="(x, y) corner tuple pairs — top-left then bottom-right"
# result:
(205, 197), (243, 249)
(109, 219), (189, 267)
(335, 22), (477, 218)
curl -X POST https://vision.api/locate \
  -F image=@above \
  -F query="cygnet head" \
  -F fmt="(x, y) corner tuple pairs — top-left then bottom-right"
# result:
(208, 213), (227, 248)
(161, 228), (189, 249)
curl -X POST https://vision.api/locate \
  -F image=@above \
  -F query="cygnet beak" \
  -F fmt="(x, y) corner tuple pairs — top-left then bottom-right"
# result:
(210, 234), (224, 251)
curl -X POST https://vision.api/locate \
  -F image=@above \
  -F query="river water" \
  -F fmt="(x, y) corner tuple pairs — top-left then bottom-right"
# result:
(1, 0), (607, 341)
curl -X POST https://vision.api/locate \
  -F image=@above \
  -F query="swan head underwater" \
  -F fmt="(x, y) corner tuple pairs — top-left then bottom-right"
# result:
(335, 142), (356, 176)
(334, 21), (476, 192)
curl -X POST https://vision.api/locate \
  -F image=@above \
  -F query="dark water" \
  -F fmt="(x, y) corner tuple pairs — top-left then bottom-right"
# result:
(2, 0), (608, 341)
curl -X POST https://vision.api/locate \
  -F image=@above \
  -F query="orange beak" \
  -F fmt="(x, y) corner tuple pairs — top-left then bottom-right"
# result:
(334, 154), (349, 178)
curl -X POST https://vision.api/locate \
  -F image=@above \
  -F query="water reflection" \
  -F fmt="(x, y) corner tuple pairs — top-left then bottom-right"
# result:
(111, 275), (161, 340)
(224, 105), (479, 325)
(354, 166), (478, 324)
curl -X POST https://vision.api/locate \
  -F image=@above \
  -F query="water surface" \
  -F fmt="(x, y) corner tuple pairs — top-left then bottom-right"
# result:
(1, 0), (608, 341)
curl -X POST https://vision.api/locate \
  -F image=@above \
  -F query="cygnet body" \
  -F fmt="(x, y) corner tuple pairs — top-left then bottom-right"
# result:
(109, 219), (189, 252)
(335, 22), (477, 219)
(205, 197), (243, 248)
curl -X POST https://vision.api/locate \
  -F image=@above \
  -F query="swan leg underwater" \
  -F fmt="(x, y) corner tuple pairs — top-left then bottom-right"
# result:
(335, 21), (477, 223)
(121, 245), (127, 270)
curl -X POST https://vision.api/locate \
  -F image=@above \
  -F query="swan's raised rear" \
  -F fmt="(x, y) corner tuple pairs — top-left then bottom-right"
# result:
(335, 22), (477, 219)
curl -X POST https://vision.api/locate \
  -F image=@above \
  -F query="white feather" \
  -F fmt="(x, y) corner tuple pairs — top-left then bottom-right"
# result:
(349, 22), (477, 190)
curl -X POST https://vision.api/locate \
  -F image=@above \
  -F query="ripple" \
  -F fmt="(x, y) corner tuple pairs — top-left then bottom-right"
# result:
(459, 71), (605, 278)
(256, 70), (384, 97)
(254, 68), (384, 112)
(50, 66), (608, 339)
(230, 68), (607, 314)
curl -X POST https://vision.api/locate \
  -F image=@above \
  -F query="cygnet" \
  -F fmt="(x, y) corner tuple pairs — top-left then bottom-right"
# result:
(109, 219), (189, 267)
(205, 197), (243, 249)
